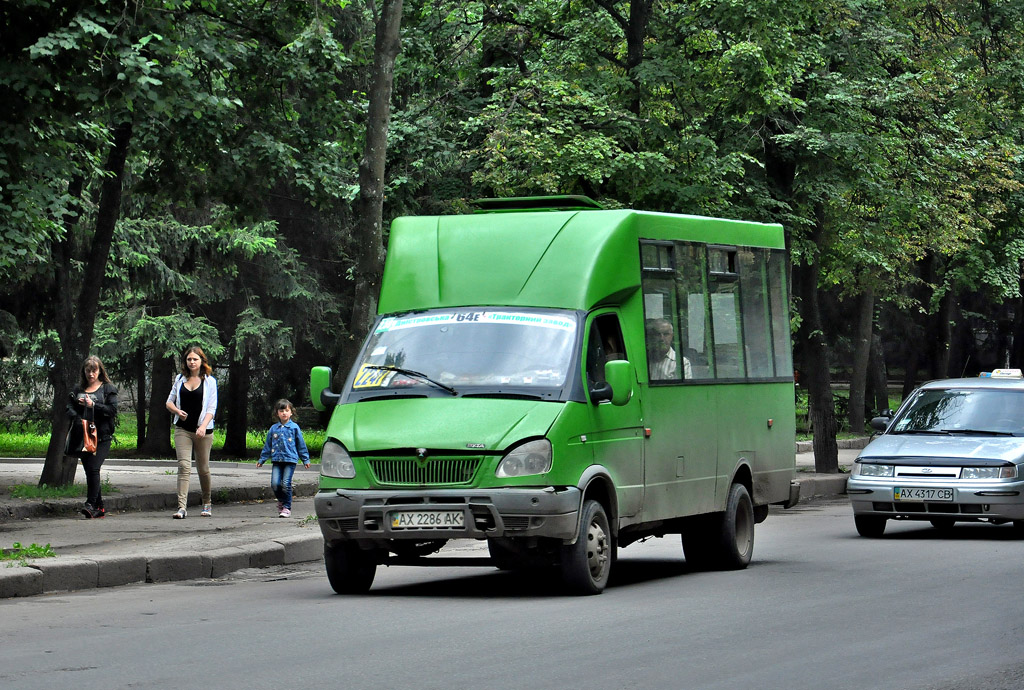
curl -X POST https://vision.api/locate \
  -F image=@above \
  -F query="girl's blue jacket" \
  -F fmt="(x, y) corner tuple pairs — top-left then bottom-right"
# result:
(259, 421), (310, 464)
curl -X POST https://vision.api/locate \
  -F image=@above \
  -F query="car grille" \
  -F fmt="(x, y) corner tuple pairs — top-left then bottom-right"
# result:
(368, 456), (482, 486)
(894, 466), (960, 478)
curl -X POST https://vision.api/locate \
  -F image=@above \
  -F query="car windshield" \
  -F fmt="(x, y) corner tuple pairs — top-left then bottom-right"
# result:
(346, 308), (578, 399)
(891, 388), (1024, 436)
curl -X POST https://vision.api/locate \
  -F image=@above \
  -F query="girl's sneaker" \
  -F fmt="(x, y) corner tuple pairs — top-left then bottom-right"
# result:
(173, 508), (187, 519)
(201, 504), (212, 517)
(276, 501), (283, 513)
(279, 507), (291, 518)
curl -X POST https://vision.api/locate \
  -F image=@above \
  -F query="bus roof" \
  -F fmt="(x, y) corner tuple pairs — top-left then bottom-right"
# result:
(377, 208), (784, 314)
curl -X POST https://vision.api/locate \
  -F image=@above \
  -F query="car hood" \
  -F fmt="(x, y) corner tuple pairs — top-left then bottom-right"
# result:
(325, 397), (563, 453)
(860, 434), (1024, 464)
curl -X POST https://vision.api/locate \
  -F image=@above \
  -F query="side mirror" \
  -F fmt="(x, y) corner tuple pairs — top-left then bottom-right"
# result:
(869, 415), (891, 432)
(588, 361), (634, 405)
(604, 360), (634, 406)
(589, 381), (613, 404)
(311, 366), (341, 411)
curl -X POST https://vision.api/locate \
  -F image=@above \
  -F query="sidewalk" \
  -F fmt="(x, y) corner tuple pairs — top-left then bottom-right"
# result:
(0, 443), (860, 599)
(0, 459), (324, 599)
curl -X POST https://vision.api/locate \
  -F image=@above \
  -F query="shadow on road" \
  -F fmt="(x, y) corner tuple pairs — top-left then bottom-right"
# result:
(310, 555), (711, 599)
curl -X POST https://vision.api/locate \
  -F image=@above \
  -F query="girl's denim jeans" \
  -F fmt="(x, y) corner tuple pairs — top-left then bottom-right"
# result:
(271, 462), (296, 509)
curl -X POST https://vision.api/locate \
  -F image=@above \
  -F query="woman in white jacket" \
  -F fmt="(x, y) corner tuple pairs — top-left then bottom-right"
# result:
(165, 346), (218, 519)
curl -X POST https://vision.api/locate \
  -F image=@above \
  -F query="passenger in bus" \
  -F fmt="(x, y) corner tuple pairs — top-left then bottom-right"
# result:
(646, 319), (691, 380)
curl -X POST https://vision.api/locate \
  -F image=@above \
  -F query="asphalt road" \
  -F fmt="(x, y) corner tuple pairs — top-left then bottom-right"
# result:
(2, 498), (1023, 690)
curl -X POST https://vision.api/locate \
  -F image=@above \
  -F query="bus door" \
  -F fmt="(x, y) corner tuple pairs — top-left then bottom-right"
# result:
(640, 241), (719, 520)
(583, 311), (645, 519)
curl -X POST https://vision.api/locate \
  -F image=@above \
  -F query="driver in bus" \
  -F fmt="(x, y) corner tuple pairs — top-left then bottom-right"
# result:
(646, 318), (691, 380)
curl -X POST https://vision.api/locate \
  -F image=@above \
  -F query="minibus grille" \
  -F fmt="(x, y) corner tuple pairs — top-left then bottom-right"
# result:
(368, 456), (482, 486)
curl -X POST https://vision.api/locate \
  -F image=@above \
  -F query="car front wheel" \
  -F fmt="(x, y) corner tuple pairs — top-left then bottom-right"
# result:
(854, 515), (887, 537)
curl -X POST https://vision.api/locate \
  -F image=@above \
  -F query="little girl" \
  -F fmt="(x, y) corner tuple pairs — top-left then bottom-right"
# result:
(256, 399), (311, 517)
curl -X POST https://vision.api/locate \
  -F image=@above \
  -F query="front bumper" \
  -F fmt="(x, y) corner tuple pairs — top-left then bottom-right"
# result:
(315, 486), (582, 542)
(847, 477), (1024, 521)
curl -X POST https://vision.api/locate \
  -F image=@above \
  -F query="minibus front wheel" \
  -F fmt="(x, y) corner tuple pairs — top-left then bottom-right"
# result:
(324, 541), (377, 594)
(560, 499), (613, 595)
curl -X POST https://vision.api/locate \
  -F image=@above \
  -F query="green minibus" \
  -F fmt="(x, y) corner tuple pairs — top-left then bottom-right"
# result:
(311, 196), (799, 595)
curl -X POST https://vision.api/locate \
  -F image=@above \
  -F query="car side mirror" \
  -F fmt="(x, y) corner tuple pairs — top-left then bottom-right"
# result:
(869, 415), (890, 432)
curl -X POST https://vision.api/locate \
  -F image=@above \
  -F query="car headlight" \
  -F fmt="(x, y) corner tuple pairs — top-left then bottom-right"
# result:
(496, 439), (552, 478)
(853, 462), (894, 477)
(321, 440), (356, 479)
(961, 466), (1017, 479)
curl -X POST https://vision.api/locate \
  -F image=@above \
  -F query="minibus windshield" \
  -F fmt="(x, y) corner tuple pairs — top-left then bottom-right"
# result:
(345, 308), (579, 400)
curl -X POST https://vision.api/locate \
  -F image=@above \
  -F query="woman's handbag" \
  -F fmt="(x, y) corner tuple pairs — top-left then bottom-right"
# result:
(65, 404), (98, 457)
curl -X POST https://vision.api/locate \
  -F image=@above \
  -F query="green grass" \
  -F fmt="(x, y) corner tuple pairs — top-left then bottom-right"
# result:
(0, 429), (50, 456)
(2, 542), (57, 567)
(9, 476), (117, 499)
(796, 389), (903, 436)
(0, 423), (325, 460)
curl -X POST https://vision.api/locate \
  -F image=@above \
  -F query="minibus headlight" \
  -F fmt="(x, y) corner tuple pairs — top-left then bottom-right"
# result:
(961, 466), (1016, 479)
(321, 440), (356, 479)
(496, 439), (552, 478)
(853, 462), (894, 477)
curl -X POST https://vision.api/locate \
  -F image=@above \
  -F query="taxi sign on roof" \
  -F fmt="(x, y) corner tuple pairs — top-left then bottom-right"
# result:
(979, 368), (1024, 378)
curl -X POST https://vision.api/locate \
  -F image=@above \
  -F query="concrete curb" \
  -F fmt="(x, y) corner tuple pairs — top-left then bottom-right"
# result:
(0, 482), (319, 522)
(0, 533), (324, 598)
(794, 474), (849, 499)
(795, 437), (871, 454)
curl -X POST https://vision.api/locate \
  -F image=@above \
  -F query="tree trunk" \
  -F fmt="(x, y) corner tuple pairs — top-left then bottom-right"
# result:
(342, 0), (403, 372)
(1012, 291), (1024, 368)
(40, 120), (133, 487)
(847, 289), (874, 434)
(142, 353), (174, 456)
(902, 348), (920, 400)
(930, 290), (955, 379)
(867, 333), (890, 414)
(595, 0), (654, 115)
(795, 214), (838, 474)
(135, 347), (147, 447)
(222, 344), (251, 458)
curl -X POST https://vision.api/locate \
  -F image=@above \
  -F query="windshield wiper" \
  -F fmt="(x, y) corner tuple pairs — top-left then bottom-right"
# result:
(940, 428), (1016, 436)
(462, 392), (546, 401)
(363, 365), (458, 396)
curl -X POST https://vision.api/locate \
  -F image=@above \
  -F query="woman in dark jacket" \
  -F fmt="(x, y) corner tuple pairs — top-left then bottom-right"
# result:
(66, 355), (118, 518)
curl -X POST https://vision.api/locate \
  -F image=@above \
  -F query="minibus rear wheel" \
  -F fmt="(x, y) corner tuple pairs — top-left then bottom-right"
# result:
(681, 486), (754, 570)
(560, 499), (613, 595)
(324, 541), (377, 594)
(716, 483), (754, 569)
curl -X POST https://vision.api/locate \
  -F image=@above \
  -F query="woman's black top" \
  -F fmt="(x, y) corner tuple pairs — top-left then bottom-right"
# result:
(65, 383), (119, 441)
(175, 379), (204, 433)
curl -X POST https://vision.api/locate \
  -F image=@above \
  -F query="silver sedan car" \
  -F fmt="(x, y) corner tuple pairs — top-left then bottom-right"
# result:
(847, 373), (1024, 537)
